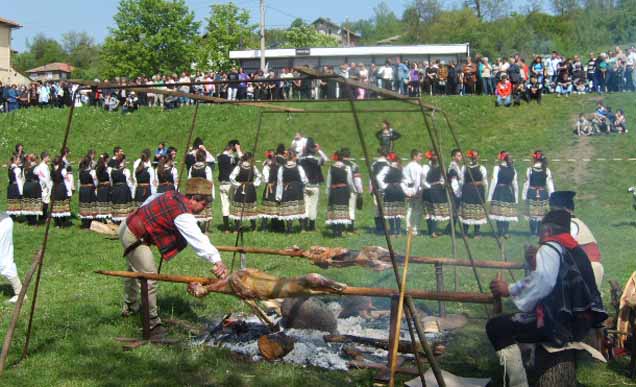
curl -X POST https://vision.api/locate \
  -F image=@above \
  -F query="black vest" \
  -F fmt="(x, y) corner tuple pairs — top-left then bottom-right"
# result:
(529, 168), (547, 187)
(217, 153), (235, 182)
(300, 155), (324, 185)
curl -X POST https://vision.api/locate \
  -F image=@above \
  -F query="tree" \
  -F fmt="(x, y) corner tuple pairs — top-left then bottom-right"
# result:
(101, 0), (200, 78)
(198, 2), (255, 71)
(283, 22), (339, 48)
(551, 0), (580, 16)
(12, 34), (66, 72)
(62, 31), (100, 70)
(482, 0), (508, 20)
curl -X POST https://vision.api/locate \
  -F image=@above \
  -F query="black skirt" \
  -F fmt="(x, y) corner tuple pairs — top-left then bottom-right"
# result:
(327, 186), (351, 224)
(459, 183), (487, 225)
(96, 183), (112, 219)
(111, 183), (133, 222)
(490, 185), (518, 222)
(7, 183), (22, 215)
(424, 184), (450, 221)
(526, 187), (549, 220)
(51, 183), (70, 218)
(260, 183), (279, 218)
(230, 184), (258, 220)
(134, 183), (152, 207)
(383, 183), (405, 219)
(21, 181), (42, 215)
(78, 185), (97, 219)
(279, 181), (305, 220)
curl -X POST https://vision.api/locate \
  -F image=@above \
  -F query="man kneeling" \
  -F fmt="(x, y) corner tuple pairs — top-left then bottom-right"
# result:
(487, 209), (606, 387)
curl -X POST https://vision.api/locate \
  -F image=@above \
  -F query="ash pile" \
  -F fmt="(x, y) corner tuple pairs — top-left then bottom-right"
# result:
(195, 297), (464, 371)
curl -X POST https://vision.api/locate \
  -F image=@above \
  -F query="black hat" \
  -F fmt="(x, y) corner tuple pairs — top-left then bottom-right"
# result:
(193, 137), (204, 149)
(228, 139), (240, 147)
(541, 209), (571, 232)
(550, 191), (576, 211)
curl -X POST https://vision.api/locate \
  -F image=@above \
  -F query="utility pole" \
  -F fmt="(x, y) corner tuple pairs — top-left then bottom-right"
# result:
(260, 0), (266, 72)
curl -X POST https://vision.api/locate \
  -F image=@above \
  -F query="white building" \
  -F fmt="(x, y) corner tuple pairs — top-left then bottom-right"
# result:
(0, 16), (30, 85)
(230, 44), (470, 73)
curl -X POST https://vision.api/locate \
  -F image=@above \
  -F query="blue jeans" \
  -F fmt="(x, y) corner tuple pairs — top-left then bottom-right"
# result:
(496, 95), (511, 106)
(481, 78), (493, 95)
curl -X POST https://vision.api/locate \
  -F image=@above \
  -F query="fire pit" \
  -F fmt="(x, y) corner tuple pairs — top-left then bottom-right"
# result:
(194, 301), (445, 371)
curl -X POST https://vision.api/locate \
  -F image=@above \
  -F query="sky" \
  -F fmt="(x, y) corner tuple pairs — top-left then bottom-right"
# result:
(4, 0), (410, 52)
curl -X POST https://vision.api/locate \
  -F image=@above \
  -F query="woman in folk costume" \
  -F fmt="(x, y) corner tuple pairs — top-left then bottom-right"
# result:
(445, 148), (463, 234)
(377, 152), (407, 236)
(77, 156), (98, 228)
(422, 150), (450, 238)
(459, 149), (488, 238)
(95, 153), (112, 221)
(110, 155), (135, 224)
(325, 151), (355, 237)
(6, 155), (23, 218)
(230, 152), (262, 231)
(34, 152), (52, 221)
(522, 150), (555, 235)
(50, 157), (72, 228)
(487, 151), (519, 239)
(132, 149), (155, 208)
(22, 154), (43, 225)
(156, 156), (178, 193)
(276, 149), (308, 234)
(188, 149), (215, 232)
(259, 149), (279, 231)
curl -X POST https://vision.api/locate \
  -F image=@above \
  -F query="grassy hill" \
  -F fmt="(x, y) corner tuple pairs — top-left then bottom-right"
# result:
(0, 93), (635, 386)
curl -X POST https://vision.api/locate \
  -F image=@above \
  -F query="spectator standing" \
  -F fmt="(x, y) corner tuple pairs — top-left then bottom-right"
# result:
(480, 57), (493, 95)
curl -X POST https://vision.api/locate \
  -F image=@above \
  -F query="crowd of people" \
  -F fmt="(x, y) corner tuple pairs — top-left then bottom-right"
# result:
(575, 100), (627, 136)
(5, 122), (560, 240)
(2, 46), (636, 113)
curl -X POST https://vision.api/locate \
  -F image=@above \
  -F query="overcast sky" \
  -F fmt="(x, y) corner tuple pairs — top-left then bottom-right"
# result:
(5, 0), (413, 52)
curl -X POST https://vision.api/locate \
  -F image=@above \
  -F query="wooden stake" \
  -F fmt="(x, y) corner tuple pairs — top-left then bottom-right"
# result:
(389, 228), (414, 387)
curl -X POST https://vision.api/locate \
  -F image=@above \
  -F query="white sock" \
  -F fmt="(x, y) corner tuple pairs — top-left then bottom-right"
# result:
(497, 345), (529, 387)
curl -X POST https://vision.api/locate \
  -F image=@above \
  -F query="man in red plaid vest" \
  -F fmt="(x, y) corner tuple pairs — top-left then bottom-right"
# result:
(118, 177), (227, 338)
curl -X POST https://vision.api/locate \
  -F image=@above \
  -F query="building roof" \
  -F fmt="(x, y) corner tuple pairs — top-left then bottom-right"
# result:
(311, 17), (339, 29)
(230, 44), (470, 60)
(26, 63), (74, 74)
(0, 17), (22, 28)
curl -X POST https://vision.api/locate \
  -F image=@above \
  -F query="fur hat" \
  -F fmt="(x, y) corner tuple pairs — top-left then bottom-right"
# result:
(541, 209), (571, 232)
(185, 177), (213, 196)
(550, 191), (576, 211)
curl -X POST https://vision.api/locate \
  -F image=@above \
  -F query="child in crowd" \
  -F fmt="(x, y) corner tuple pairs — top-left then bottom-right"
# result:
(575, 113), (593, 136)
(614, 109), (627, 133)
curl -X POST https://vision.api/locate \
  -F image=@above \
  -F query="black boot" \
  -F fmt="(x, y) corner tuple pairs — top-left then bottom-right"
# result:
(250, 220), (257, 231)
(503, 222), (510, 239)
(395, 218), (402, 235)
(426, 219), (434, 236)
(388, 219), (396, 235)
(348, 221), (355, 233)
(308, 219), (316, 231)
(223, 216), (230, 233)
(462, 223), (469, 237)
(430, 220), (439, 238)
(300, 218), (307, 232)
(496, 221), (504, 238)
(374, 217), (383, 234)
(474, 225), (481, 239)
(286, 221), (293, 234)
(27, 215), (37, 226)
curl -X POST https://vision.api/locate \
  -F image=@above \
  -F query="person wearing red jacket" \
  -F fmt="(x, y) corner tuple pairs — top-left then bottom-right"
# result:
(496, 73), (513, 107)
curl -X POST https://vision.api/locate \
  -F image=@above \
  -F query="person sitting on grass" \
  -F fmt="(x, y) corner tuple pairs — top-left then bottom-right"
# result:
(575, 113), (593, 136)
(495, 74), (512, 107)
(592, 101), (609, 133)
(614, 109), (627, 134)
(512, 82), (525, 106)
(526, 77), (542, 104)
(487, 209), (607, 387)
(556, 72), (573, 96)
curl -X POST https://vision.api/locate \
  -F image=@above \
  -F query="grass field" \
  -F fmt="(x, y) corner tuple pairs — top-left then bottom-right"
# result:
(0, 93), (635, 386)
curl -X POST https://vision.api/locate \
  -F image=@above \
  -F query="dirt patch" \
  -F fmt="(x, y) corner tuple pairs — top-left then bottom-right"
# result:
(555, 114), (596, 200)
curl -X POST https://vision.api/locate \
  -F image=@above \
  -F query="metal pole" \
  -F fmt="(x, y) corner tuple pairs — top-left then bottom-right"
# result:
(259, 0), (266, 72)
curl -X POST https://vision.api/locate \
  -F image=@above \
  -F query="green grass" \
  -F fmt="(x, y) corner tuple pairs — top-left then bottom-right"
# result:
(0, 93), (634, 386)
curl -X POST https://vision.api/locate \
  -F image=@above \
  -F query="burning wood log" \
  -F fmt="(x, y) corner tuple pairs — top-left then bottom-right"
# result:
(214, 245), (524, 271)
(96, 269), (498, 305)
(258, 332), (295, 360)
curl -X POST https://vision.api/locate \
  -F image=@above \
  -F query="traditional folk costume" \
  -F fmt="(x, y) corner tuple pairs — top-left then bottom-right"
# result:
(229, 161), (262, 230)
(22, 164), (43, 224)
(217, 150), (239, 232)
(6, 163), (23, 216)
(445, 159), (463, 234)
(402, 159), (424, 235)
(487, 156), (519, 238)
(522, 155), (554, 235)
(188, 162), (214, 224)
(78, 166), (98, 226)
(342, 157), (363, 232)
(156, 165), (178, 193)
(119, 180), (222, 333)
(325, 160), (354, 237)
(299, 148), (327, 231)
(459, 158), (488, 237)
(422, 160), (450, 237)
(110, 165), (135, 223)
(51, 164), (71, 226)
(34, 160), (52, 218)
(485, 210), (606, 387)
(0, 214), (23, 303)
(377, 160), (407, 236)
(95, 166), (112, 220)
(132, 159), (156, 208)
(275, 160), (308, 233)
(550, 191), (604, 291)
(260, 156), (281, 226)
(370, 155), (390, 234)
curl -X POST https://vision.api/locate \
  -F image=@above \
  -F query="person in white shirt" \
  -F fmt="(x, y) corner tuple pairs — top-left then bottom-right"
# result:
(290, 132), (308, 156)
(402, 150), (424, 235)
(0, 213), (22, 303)
(118, 178), (226, 338)
(487, 210), (606, 387)
(487, 151), (519, 239)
